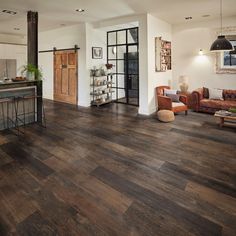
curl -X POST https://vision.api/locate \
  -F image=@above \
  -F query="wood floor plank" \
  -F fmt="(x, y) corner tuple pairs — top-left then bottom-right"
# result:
(160, 161), (236, 198)
(91, 166), (223, 236)
(185, 181), (236, 215)
(0, 100), (235, 235)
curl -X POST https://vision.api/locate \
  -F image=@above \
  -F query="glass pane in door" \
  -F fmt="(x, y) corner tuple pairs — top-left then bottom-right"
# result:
(127, 45), (139, 105)
(128, 28), (138, 44)
(108, 32), (116, 45)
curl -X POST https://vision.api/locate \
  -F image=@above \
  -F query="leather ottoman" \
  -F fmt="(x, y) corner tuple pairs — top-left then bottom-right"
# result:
(157, 110), (175, 122)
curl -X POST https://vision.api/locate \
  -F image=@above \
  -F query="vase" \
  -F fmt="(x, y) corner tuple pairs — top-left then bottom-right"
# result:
(179, 83), (189, 93)
(27, 72), (35, 81)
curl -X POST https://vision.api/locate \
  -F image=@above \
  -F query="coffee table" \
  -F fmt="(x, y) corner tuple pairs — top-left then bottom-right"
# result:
(214, 111), (236, 128)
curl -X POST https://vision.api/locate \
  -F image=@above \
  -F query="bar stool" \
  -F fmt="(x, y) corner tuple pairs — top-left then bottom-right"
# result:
(0, 96), (19, 133)
(15, 95), (46, 130)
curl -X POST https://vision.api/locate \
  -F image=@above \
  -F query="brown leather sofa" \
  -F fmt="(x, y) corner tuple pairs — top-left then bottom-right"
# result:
(156, 86), (188, 115)
(192, 87), (236, 113)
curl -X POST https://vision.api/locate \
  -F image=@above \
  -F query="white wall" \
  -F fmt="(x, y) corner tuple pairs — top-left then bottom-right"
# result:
(39, 24), (89, 105)
(94, 14), (149, 115)
(0, 34), (27, 77)
(0, 44), (27, 76)
(172, 16), (236, 91)
(39, 23), (107, 106)
(0, 33), (26, 45)
(147, 14), (172, 113)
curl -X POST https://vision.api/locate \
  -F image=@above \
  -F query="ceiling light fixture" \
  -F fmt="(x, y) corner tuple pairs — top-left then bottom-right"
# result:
(185, 16), (192, 20)
(2, 9), (17, 15)
(210, 0), (233, 52)
(76, 9), (85, 13)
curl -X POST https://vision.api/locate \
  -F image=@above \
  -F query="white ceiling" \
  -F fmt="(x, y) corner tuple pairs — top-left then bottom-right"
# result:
(0, 0), (235, 35)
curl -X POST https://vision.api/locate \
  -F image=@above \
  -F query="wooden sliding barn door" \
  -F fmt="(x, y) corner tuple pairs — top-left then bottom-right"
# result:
(54, 50), (78, 105)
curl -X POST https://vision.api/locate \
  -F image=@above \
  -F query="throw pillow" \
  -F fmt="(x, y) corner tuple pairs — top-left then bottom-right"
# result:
(208, 88), (223, 100)
(203, 87), (209, 98)
(166, 93), (180, 102)
(223, 90), (236, 101)
(164, 89), (177, 96)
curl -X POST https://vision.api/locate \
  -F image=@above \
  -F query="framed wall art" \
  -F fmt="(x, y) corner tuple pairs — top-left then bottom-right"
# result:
(92, 47), (103, 59)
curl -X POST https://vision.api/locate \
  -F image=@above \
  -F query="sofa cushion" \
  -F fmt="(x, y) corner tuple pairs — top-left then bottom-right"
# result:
(164, 89), (177, 96)
(200, 99), (236, 110)
(223, 89), (236, 101)
(203, 87), (209, 98)
(172, 102), (185, 107)
(208, 88), (223, 100)
(166, 93), (180, 102)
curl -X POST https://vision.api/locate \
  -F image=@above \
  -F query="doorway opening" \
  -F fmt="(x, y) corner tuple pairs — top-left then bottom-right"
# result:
(107, 27), (139, 106)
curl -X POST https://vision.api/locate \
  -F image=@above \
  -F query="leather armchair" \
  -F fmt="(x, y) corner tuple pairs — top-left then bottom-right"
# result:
(156, 86), (188, 115)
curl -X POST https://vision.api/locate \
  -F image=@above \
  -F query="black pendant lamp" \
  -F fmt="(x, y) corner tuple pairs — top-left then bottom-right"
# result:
(210, 0), (233, 52)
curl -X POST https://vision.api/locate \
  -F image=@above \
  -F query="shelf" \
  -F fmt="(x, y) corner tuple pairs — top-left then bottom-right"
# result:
(91, 99), (113, 106)
(90, 91), (114, 96)
(90, 83), (115, 88)
(90, 75), (107, 78)
(90, 73), (114, 107)
(155, 37), (171, 72)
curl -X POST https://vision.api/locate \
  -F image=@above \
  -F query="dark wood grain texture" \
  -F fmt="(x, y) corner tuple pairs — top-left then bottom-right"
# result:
(0, 100), (235, 236)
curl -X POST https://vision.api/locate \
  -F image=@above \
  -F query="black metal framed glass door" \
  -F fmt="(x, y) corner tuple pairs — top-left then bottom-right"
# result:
(107, 27), (139, 106)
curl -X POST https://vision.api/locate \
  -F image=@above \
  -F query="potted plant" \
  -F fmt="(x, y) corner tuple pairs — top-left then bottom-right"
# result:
(20, 64), (43, 81)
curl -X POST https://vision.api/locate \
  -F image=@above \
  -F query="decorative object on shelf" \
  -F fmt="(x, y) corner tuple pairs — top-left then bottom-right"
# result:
(105, 63), (113, 70)
(210, 0), (233, 52)
(155, 37), (171, 72)
(20, 64), (43, 80)
(105, 63), (114, 75)
(90, 66), (107, 77)
(92, 47), (103, 59)
(12, 76), (26, 82)
(179, 75), (189, 93)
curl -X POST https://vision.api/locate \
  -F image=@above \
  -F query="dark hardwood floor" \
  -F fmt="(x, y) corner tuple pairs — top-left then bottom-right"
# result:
(0, 100), (235, 236)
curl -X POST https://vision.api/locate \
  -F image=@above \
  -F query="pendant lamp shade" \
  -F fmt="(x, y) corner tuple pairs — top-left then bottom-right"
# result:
(210, 35), (234, 52)
(210, 0), (233, 52)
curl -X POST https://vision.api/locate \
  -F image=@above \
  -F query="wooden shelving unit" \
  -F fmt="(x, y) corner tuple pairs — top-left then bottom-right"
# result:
(90, 74), (114, 106)
(155, 37), (171, 72)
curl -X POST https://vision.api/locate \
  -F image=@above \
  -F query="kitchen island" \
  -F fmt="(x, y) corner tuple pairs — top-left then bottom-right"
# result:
(0, 80), (43, 130)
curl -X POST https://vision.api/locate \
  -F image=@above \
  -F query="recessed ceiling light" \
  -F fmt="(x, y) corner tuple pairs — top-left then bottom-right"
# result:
(185, 16), (192, 20)
(202, 14), (210, 18)
(76, 9), (85, 12)
(14, 28), (20, 31)
(2, 9), (17, 15)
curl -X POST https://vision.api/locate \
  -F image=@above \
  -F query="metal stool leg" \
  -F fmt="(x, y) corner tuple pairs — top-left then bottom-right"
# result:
(1, 102), (6, 129)
(22, 98), (26, 126)
(14, 97), (23, 136)
(42, 99), (46, 128)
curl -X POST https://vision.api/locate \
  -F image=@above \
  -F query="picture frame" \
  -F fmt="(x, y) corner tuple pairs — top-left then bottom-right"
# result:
(215, 27), (236, 74)
(92, 47), (103, 59)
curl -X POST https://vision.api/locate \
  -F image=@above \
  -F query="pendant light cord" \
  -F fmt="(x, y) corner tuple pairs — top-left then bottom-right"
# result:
(220, 0), (223, 35)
